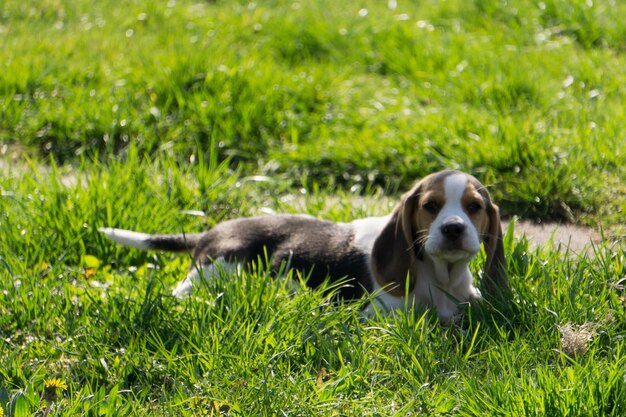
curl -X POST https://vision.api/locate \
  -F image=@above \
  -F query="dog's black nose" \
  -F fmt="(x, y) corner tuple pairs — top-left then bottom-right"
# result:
(441, 221), (466, 240)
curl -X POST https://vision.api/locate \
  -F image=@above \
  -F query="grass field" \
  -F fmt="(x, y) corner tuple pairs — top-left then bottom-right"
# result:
(2, 0), (626, 415)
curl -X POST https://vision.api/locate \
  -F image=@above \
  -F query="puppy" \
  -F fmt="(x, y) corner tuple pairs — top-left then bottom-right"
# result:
(99, 170), (507, 321)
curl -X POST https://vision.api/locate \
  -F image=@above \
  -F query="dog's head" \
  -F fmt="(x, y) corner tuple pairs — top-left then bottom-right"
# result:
(371, 170), (507, 297)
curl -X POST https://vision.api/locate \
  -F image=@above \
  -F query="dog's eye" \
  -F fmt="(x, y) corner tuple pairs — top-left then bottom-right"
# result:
(422, 201), (440, 214)
(466, 202), (482, 214)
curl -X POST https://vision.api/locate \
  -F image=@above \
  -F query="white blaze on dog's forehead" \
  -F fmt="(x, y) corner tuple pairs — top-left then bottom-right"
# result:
(443, 173), (468, 207)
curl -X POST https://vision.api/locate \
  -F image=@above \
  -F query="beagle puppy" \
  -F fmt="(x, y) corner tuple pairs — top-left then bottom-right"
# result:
(99, 170), (508, 321)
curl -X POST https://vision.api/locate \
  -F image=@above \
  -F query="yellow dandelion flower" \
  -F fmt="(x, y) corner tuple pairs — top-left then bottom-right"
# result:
(0, 405), (5, 417)
(42, 378), (67, 402)
(44, 378), (68, 390)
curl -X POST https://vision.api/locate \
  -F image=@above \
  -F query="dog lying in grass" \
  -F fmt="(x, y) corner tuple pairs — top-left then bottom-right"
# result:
(100, 169), (508, 322)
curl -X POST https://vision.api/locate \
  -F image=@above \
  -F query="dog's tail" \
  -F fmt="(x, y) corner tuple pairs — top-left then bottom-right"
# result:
(98, 227), (202, 252)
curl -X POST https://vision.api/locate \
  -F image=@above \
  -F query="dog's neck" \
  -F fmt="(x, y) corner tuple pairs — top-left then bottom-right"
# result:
(423, 255), (471, 286)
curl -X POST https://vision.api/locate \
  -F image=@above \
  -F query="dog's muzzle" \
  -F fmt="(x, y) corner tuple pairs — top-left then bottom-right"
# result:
(440, 218), (466, 241)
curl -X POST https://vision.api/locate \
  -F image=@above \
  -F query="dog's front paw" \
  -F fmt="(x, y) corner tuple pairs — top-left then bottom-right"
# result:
(469, 286), (482, 302)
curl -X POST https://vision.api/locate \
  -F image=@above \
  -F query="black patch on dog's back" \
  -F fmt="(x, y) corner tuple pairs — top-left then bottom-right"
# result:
(191, 214), (372, 299)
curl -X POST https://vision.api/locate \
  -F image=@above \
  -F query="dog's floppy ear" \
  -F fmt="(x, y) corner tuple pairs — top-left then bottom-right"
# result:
(481, 199), (510, 299)
(371, 186), (421, 296)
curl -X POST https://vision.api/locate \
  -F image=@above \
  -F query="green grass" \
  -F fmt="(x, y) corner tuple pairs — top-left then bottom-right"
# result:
(2, 0), (626, 415)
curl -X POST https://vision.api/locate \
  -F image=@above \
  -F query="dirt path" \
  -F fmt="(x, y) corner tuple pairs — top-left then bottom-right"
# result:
(503, 219), (603, 253)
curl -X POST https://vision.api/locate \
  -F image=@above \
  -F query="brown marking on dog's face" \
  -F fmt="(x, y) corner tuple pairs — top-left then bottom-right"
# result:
(461, 176), (492, 239)
(410, 173), (448, 254)
(408, 172), (490, 234)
